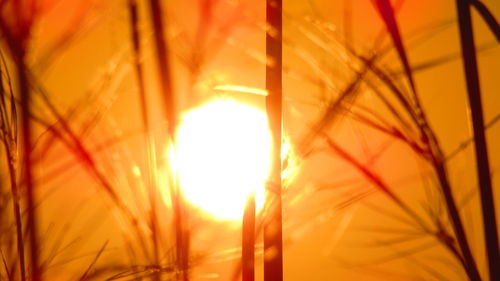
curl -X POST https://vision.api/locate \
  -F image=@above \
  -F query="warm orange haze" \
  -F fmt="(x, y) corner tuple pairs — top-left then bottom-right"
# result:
(0, 1), (499, 281)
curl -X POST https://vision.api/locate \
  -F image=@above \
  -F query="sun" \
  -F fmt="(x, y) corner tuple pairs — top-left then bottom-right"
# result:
(172, 99), (272, 221)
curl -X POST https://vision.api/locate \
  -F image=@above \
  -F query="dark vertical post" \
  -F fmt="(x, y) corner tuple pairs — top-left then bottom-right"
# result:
(242, 194), (256, 281)
(457, 1), (500, 281)
(264, 0), (283, 281)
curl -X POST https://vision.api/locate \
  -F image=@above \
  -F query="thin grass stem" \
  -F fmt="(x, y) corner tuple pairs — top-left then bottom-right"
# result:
(264, 0), (283, 280)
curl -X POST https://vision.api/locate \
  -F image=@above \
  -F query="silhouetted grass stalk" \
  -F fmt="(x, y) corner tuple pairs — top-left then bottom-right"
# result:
(304, 1), (490, 279)
(0, 50), (26, 281)
(4, 143), (26, 281)
(128, 0), (150, 134)
(19, 68), (156, 268)
(17, 38), (41, 281)
(264, 0), (283, 281)
(372, 1), (483, 279)
(147, 1), (188, 280)
(456, 1), (500, 280)
(127, 1), (162, 278)
(300, 11), (481, 277)
(358, 53), (481, 281)
(242, 193), (256, 281)
(0, 7), (42, 280)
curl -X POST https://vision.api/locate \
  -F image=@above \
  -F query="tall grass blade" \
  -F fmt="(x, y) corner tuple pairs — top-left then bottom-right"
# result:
(264, 0), (283, 280)
(128, 0), (150, 133)
(372, 0), (416, 94)
(147, 1), (188, 280)
(369, 3), (483, 279)
(0, 49), (26, 281)
(0, 13), (43, 278)
(242, 194), (256, 281)
(457, 1), (500, 280)
(470, 0), (500, 42)
(127, 1), (162, 278)
(433, 162), (481, 281)
(17, 43), (41, 281)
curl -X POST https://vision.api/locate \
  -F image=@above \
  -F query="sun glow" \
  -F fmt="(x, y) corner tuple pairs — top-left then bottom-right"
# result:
(173, 99), (272, 221)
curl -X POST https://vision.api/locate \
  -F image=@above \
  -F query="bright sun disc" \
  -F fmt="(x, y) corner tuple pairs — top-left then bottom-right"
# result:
(173, 99), (271, 221)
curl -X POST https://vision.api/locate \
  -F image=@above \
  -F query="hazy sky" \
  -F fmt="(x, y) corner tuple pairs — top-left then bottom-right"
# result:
(16, 0), (500, 280)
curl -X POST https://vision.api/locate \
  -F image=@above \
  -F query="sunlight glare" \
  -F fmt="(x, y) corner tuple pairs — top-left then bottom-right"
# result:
(173, 99), (272, 221)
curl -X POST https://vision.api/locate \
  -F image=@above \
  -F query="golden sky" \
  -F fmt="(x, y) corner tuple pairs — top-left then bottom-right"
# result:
(1, 0), (500, 280)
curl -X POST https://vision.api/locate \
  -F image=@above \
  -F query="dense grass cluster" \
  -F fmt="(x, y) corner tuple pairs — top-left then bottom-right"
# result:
(0, 0), (499, 281)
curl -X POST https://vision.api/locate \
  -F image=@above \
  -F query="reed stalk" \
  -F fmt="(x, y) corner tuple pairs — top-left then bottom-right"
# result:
(0, 9), (41, 279)
(17, 44), (41, 281)
(242, 193), (256, 281)
(0, 51), (26, 281)
(264, 0), (283, 281)
(127, 1), (161, 279)
(147, 1), (188, 280)
(371, 2), (483, 279)
(456, 1), (500, 280)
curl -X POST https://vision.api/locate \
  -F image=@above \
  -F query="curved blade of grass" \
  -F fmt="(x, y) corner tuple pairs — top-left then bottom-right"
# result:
(470, 0), (500, 42)
(372, 0), (416, 94)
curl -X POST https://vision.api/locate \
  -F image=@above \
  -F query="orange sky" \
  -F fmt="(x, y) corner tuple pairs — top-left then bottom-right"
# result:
(6, 0), (500, 280)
